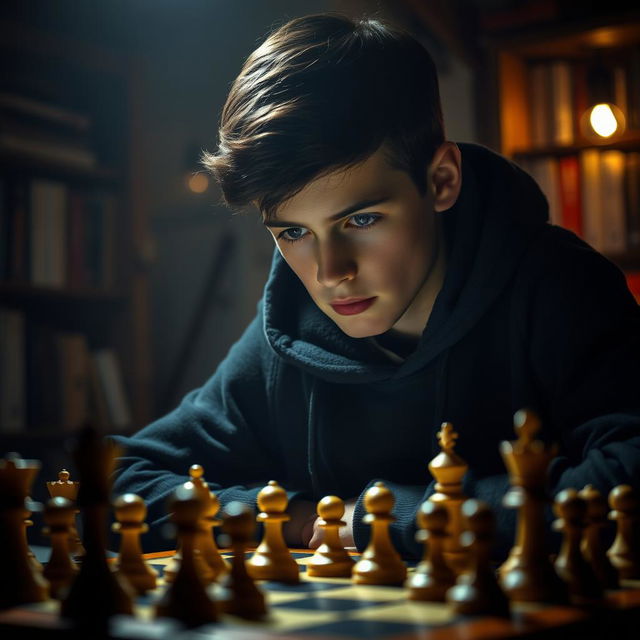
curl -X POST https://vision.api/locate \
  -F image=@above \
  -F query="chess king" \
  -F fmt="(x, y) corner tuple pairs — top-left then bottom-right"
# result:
(111, 13), (640, 560)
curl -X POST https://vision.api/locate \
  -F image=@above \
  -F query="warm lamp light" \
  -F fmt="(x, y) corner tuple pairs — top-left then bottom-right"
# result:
(186, 172), (209, 194)
(581, 102), (626, 141)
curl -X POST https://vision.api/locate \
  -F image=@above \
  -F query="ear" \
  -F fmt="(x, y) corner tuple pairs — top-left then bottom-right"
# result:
(427, 142), (462, 212)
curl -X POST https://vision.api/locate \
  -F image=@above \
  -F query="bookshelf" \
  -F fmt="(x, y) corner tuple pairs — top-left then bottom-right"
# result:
(0, 17), (152, 460)
(479, 10), (640, 299)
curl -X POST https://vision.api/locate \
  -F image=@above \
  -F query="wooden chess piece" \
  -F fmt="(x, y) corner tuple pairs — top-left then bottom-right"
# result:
(247, 480), (299, 583)
(60, 426), (134, 626)
(42, 496), (79, 599)
(579, 485), (618, 590)
(446, 499), (510, 617)
(0, 453), (49, 608)
(307, 496), (355, 578)
(189, 464), (229, 580)
(552, 489), (603, 605)
(428, 422), (469, 574)
(407, 499), (456, 601)
(112, 493), (158, 594)
(47, 469), (85, 559)
(353, 482), (407, 585)
(164, 474), (215, 586)
(498, 409), (567, 604)
(607, 485), (640, 580)
(155, 484), (218, 627)
(219, 501), (267, 620)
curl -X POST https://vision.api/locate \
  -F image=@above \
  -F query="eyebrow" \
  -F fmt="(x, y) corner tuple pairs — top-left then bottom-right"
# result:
(263, 196), (390, 228)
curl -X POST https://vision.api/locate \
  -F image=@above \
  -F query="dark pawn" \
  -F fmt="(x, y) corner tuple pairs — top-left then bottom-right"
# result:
(446, 500), (510, 617)
(42, 496), (79, 599)
(219, 501), (267, 620)
(607, 485), (640, 580)
(155, 484), (218, 627)
(407, 500), (456, 602)
(579, 485), (618, 590)
(553, 489), (603, 605)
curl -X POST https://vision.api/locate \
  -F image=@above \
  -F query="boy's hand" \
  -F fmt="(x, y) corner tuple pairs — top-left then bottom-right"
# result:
(307, 497), (356, 550)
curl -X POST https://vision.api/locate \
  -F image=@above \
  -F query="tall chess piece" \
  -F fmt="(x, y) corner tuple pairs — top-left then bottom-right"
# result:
(189, 465), (229, 580)
(247, 480), (299, 583)
(42, 496), (79, 599)
(307, 496), (355, 578)
(607, 485), (640, 580)
(579, 485), (618, 590)
(407, 500), (455, 601)
(60, 426), (134, 626)
(553, 489), (602, 604)
(446, 499), (510, 617)
(47, 469), (85, 559)
(0, 453), (49, 608)
(498, 409), (567, 603)
(155, 484), (218, 627)
(112, 493), (158, 594)
(428, 422), (468, 574)
(353, 482), (407, 585)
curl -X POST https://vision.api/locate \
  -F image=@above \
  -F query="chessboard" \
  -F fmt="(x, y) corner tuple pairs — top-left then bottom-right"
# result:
(1, 549), (640, 640)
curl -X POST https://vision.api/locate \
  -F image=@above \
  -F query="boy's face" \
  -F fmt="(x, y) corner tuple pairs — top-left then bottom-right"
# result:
(264, 147), (449, 339)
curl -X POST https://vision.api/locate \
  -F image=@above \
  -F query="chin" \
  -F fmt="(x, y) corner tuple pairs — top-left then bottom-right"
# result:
(333, 316), (392, 339)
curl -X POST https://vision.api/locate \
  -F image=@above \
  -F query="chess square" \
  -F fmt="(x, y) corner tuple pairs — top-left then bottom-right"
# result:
(272, 596), (388, 612)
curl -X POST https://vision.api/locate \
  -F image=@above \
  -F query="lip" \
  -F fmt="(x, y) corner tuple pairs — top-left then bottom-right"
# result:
(330, 296), (376, 316)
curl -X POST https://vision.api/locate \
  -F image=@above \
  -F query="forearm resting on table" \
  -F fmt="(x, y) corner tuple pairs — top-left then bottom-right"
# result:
(283, 498), (356, 550)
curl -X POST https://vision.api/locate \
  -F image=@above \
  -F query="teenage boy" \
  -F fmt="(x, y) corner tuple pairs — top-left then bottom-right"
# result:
(111, 14), (640, 558)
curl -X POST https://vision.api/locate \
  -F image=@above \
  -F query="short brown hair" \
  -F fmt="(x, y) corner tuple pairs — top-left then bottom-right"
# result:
(202, 13), (445, 218)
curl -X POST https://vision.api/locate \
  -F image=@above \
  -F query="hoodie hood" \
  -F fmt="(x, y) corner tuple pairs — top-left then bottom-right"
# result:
(263, 143), (549, 383)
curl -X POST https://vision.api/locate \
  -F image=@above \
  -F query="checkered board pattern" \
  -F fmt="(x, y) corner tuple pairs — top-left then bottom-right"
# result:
(2, 551), (640, 640)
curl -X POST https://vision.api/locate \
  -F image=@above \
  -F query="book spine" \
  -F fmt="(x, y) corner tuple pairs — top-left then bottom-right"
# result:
(599, 149), (627, 255)
(551, 60), (574, 147)
(580, 149), (604, 251)
(557, 155), (582, 237)
(0, 308), (26, 433)
(625, 151), (640, 251)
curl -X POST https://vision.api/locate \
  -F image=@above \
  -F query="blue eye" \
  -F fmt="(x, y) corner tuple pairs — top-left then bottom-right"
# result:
(349, 213), (380, 228)
(278, 227), (308, 243)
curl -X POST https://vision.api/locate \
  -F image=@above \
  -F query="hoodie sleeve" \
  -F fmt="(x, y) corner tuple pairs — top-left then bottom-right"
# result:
(110, 306), (288, 551)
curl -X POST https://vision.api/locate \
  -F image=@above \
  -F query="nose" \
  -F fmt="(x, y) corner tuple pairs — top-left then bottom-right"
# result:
(316, 237), (356, 288)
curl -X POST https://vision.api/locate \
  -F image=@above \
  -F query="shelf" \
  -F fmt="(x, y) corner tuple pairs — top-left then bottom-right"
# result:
(0, 282), (127, 306)
(0, 152), (122, 187)
(512, 131), (640, 159)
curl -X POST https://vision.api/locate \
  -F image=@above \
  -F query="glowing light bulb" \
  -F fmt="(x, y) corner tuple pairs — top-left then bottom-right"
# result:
(589, 103), (618, 137)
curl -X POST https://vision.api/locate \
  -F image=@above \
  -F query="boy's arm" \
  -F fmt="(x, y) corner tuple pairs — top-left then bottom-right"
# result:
(110, 309), (291, 551)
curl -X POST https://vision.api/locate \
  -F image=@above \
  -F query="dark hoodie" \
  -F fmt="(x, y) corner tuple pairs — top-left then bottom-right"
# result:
(111, 143), (640, 558)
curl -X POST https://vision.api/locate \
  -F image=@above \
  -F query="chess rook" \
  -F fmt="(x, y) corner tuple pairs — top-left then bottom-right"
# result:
(0, 453), (49, 608)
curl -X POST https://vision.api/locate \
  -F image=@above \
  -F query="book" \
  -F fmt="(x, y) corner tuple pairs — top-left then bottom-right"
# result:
(557, 155), (582, 237)
(580, 149), (604, 251)
(529, 62), (553, 148)
(55, 333), (91, 431)
(29, 179), (68, 288)
(528, 156), (561, 225)
(0, 179), (6, 280)
(0, 308), (26, 433)
(550, 60), (574, 146)
(599, 149), (627, 255)
(626, 151), (640, 250)
(6, 180), (29, 282)
(91, 348), (132, 430)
